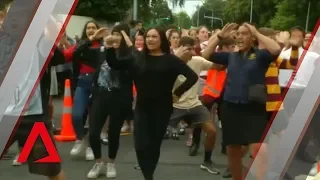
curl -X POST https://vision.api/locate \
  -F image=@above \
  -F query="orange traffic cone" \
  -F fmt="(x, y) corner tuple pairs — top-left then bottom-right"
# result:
(54, 79), (76, 141)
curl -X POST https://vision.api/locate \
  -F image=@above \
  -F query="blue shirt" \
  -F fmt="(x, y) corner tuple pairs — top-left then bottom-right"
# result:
(210, 48), (274, 104)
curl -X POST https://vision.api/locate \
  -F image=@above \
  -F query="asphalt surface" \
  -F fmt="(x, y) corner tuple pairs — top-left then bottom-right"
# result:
(0, 98), (317, 180)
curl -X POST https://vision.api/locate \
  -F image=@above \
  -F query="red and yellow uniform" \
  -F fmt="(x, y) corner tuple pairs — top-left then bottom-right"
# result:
(265, 46), (299, 111)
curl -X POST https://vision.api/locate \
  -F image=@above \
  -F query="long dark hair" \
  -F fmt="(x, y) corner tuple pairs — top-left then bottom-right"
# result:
(135, 26), (170, 72)
(133, 30), (145, 48)
(112, 23), (132, 56)
(80, 20), (100, 40)
(143, 26), (170, 55)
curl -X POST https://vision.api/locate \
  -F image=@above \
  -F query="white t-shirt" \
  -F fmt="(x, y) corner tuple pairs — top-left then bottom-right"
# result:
(279, 47), (319, 88)
(5, 38), (46, 116)
(173, 56), (213, 109)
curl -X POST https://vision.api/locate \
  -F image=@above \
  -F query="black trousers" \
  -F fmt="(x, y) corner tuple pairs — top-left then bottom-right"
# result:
(134, 102), (173, 180)
(89, 88), (132, 160)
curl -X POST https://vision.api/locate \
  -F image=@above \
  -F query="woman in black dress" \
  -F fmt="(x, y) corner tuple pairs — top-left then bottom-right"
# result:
(104, 26), (198, 180)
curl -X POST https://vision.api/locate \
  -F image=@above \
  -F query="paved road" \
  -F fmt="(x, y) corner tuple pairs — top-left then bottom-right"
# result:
(0, 98), (316, 179)
(1, 136), (232, 180)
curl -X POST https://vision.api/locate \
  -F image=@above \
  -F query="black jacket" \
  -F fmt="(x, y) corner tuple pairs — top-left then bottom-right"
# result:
(70, 39), (104, 93)
(88, 44), (133, 102)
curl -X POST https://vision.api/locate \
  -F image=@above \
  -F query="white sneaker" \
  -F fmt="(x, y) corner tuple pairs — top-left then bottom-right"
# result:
(100, 132), (107, 139)
(70, 140), (84, 156)
(86, 147), (95, 161)
(87, 162), (105, 179)
(100, 133), (109, 144)
(309, 163), (318, 176)
(121, 125), (130, 133)
(12, 153), (22, 166)
(106, 163), (117, 178)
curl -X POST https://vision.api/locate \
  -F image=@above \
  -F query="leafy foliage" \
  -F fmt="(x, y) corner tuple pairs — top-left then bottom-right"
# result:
(74, 0), (183, 24)
(191, 0), (319, 31)
(270, 0), (320, 31)
(190, 0), (226, 29)
(74, 0), (131, 22)
(73, 0), (320, 31)
(169, 0), (186, 7)
(139, 0), (174, 28)
(173, 11), (192, 29)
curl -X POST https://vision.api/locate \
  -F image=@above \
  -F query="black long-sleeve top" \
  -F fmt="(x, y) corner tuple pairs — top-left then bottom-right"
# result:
(63, 39), (103, 93)
(87, 45), (134, 103)
(105, 48), (198, 106)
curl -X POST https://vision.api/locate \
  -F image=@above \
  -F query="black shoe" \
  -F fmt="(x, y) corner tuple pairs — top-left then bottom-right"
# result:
(200, 161), (220, 175)
(189, 143), (199, 156)
(100, 137), (108, 145)
(222, 168), (232, 178)
(171, 133), (179, 140)
(296, 152), (316, 163)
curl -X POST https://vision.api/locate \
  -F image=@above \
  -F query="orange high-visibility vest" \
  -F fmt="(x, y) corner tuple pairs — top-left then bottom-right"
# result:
(202, 69), (226, 98)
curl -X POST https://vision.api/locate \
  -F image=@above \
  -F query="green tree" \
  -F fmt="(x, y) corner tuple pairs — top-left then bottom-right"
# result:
(221, 0), (280, 27)
(191, 6), (213, 29)
(270, 0), (320, 31)
(74, 0), (132, 22)
(191, 0), (226, 29)
(221, 0), (249, 24)
(74, 0), (184, 23)
(203, 0), (225, 18)
(202, 0), (226, 28)
(139, 0), (173, 27)
(169, 0), (186, 7)
(193, 0), (319, 31)
(173, 11), (192, 29)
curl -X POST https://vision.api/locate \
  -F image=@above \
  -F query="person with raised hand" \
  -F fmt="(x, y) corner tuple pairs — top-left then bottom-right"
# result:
(169, 36), (226, 174)
(202, 22), (281, 180)
(86, 24), (134, 179)
(62, 21), (106, 161)
(104, 26), (198, 180)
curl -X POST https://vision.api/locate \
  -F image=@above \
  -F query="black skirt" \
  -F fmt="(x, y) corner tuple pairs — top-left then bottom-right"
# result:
(221, 101), (268, 145)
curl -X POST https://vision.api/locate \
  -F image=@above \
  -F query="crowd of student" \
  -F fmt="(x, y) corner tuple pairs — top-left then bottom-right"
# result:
(1, 1), (320, 179)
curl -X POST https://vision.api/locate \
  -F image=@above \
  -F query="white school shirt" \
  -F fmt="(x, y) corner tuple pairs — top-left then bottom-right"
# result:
(173, 56), (213, 109)
(4, 38), (48, 116)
